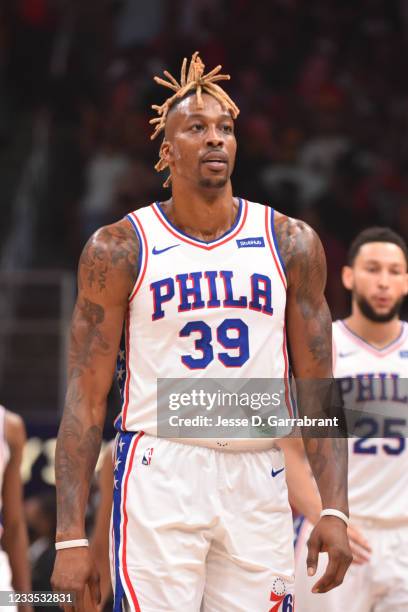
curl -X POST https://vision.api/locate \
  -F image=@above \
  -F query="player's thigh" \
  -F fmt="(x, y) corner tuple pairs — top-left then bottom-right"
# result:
(203, 447), (295, 612)
(295, 518), (372, 612)
(373, 527), (408, 612)
(112, 433), (213, 611)
(203, 546), (294, 612)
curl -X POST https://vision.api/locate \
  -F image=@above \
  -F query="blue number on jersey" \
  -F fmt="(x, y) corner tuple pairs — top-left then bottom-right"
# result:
(179, 321), (213, 369)
(217, 318), (249, 367)
(179, 318), (250, 369)
(353, 417), (406, 455)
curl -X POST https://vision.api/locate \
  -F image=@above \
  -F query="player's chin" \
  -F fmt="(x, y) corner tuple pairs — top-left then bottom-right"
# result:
(198, 176), (229, 189)
(370, 305), (398, 323)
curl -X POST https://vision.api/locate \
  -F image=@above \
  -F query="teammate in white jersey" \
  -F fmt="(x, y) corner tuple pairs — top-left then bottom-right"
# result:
(0, 406), (33, 612)
(294, 226), (408, 611)
(51, 53), (351, 612)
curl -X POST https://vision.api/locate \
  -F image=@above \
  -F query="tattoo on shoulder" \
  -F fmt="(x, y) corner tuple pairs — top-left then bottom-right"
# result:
(274, 212), (332, 366)
(79, 220), (140, 293)
(274, 215), (306, 273)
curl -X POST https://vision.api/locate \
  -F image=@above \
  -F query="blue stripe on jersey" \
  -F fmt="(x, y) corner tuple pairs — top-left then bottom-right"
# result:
(293, 514), (305, 548)
(154, 198), (243, 244)
(112, 431), (133, 611)
(114, 414), (123, 432)
(115, 335), (127, 403)
(270, 208), (287, 277)
(126, 213), (143, 280)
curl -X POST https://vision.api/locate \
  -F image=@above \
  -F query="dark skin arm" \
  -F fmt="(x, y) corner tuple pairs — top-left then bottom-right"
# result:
(2, 411), (33, 612)
(51, 220), (138, 612)
(275, 213), (352, 593)
(84, 442), (114, 612)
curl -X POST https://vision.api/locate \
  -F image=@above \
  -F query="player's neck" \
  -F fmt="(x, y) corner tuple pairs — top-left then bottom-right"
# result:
(344, 309), (401, 349)
(162, 182), (238, 241)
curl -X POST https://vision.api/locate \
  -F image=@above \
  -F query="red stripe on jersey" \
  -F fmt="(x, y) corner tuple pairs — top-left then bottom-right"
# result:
(151, 200), (248, 250)
(128, 212), (149, 302)
(265, 206), (293, 415)
(265, 206), (286, 289)
(121, 431), (144, 612)
(339, 320), (407, 357)
(282, 324), (295, 418)
(121, 312), (131, 430)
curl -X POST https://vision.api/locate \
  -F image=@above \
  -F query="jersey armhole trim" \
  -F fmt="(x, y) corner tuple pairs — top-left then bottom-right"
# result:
(265, 206), (287, 289)
(126, 213), (148, 303)
(270, 207), (287, 278)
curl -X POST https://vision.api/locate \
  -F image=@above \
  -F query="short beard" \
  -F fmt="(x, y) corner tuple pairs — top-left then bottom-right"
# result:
(198, 177), (228, 189)
(355, 293), (403, 323)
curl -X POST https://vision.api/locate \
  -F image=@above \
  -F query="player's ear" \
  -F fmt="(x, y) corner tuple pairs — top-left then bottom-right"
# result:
(342, 265), (353, 290)
(403, 271), (408, 296)
(160, 139), (173, 164)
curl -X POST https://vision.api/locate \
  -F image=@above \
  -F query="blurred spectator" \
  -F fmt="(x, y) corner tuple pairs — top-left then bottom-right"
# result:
(114, 0), (165, 48)
(25, 491), (57, 610)
(79, 124), (130, 242)
(25, 491), (56, 570)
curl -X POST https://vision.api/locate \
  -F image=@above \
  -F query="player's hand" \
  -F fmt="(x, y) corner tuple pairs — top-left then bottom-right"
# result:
(306, 515), (352, 594)
(348, 523), (371, 564)
(51, 547), (101, 612)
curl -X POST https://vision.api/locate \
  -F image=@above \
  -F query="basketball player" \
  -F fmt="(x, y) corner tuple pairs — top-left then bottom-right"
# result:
(51, 53), (352, 611)
(295, 226), (408, 611)
(0, 405), (33, 612)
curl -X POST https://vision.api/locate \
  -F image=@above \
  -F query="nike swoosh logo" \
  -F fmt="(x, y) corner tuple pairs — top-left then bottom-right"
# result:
(271, 467), (285, 478)
(338, 351), (357, 358)
(152, 244), (180, 255)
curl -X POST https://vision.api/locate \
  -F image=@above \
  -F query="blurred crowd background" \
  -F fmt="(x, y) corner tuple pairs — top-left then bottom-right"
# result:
(0, 1), (407, 600)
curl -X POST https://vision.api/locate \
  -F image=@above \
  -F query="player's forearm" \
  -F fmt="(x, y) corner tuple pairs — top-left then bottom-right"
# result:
(297, 377), (349, 514)
(280, 440), (322, 524)
(303, 437), (349, 515)
(55, 388), (105, 539)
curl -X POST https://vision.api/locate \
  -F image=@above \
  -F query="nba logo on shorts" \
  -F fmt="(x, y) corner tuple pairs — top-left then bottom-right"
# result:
(142, 447), (154, 465)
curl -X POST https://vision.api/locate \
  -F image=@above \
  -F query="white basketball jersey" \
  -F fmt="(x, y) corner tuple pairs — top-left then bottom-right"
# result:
(115, 199), (294, 449)
(333, 319), (408, 523)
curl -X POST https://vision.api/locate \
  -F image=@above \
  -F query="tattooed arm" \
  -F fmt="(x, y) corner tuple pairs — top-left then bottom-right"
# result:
(51, 219), (138, 611)
(275, 213), (352, 593)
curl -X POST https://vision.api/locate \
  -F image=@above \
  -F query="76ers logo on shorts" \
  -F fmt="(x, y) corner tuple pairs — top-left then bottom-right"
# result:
(269, 577), (294, 611)
(142, 447), (154, 465)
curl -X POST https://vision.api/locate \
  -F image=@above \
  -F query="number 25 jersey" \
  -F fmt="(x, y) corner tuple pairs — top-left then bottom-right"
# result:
(334, 319), (408, 524)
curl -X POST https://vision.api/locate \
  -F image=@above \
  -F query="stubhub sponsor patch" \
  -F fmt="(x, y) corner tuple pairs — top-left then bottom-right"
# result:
(236, 237), (265, 248)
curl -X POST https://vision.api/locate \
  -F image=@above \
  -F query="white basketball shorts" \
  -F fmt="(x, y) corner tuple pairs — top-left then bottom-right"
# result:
(110, 431), (295, 612)
(295, 517), (408, 612)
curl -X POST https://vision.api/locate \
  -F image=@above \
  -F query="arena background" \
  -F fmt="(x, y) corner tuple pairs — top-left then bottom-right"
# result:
(0, 0), (407, 596)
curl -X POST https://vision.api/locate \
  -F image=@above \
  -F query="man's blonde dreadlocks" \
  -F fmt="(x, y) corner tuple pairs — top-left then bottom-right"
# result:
(149, 52), (240, 187)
